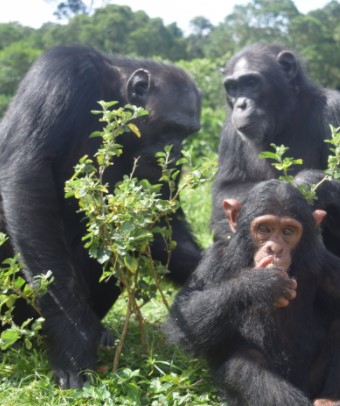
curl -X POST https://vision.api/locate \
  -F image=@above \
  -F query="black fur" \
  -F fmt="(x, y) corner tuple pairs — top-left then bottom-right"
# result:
(0, 45), (202, 388)
(166, 180), (340, 405)
(212, 43), (340, 256)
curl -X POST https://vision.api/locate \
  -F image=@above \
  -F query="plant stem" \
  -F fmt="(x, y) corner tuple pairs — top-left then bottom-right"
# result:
(146, 246), (169, 310)
(113, 298), (131, 372)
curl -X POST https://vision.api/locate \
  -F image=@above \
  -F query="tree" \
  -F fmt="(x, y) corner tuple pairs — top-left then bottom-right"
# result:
(0, 42), (41, 117)
(190, 17), (213, 37)
(178, 58), (226, 160)
(223, 0), (299, 47)
(49, 0), (91, 19)
(0, 23), (34, 50)
(289, 18), (340, 88)
(186, 17), (214, 58)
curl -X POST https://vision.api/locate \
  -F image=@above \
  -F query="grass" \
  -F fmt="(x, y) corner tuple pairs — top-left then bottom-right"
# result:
(180, 180), (214, 249)
(0, 180), (221, 405)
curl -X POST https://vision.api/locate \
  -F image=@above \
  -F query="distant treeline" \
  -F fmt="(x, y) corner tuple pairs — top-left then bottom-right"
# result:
(1, 0), (339, 117)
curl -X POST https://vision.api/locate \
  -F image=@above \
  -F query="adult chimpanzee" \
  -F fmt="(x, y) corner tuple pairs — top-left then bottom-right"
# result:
(211, 43), (340, 255)
(0, 45), (201, 388)
(166, 180), (340, 405)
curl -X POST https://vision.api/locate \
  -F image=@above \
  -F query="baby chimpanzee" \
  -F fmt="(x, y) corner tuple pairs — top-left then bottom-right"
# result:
(166, 180), (340, 406)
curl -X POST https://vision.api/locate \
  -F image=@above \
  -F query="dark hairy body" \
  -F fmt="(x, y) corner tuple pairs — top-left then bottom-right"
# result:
(0, 45), (202, 388)
(166, 180), (340, 405)
(211, 43), (340, 257)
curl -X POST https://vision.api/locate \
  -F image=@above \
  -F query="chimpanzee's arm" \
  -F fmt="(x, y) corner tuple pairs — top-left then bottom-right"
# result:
(0, 164), (103, 389)
(0, 46), (107, 388)
(165, 242), (296, 355)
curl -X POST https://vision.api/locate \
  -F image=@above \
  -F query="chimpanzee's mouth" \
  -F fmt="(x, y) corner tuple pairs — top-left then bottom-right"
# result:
(238, 119), (260, 132)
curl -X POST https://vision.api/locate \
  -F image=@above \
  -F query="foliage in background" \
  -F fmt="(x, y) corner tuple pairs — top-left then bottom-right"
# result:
(0, 43), (40, 116)
(1, 0), (340, 118)
(323, 126), (340, 180)
(177, 57), (226, 163)
(53, 0), (89, 20)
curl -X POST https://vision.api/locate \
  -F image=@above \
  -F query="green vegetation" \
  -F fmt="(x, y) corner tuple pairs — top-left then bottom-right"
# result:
(0, 102), (217, 405)
(260, 126), (340, 203)
(0, 290), (220, 405)
(0, 189), (217, 405)
(259, 143), (304, 184)
(64, 102), (215, 372)
(0, 231), (52, 351)
(1, 0), (340, 117)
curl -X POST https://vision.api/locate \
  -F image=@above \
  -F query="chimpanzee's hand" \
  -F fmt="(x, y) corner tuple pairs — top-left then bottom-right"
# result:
(269, 268), (297, 307)
(252, 267), (297, 308)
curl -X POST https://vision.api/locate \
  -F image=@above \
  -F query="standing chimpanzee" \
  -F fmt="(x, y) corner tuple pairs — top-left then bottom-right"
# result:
(211, 43), (340, 256)
(0, 45), (202, 388)
(166, 180), (340, 405)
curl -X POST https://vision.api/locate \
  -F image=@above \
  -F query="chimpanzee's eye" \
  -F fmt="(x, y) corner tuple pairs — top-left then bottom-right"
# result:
(224, 81), (237, 96)
(244, 76), (259, 89)
(258, 224), (271, 234)
(283, 227), (295, 236)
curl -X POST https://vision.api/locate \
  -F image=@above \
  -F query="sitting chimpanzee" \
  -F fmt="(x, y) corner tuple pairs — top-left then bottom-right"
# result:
(166, 180), (340, 405)
(211, 43), (340, 257)
(0, 45), (201, 388)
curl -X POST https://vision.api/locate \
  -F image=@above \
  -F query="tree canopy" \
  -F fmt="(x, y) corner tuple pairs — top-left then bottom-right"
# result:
(0, 0), (339, 117)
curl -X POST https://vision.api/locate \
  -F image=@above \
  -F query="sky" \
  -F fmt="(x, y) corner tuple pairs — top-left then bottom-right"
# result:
(0, 0), (334, 34)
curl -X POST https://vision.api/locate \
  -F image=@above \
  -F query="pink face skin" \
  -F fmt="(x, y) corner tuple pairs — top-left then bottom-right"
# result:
(313, 398), (340, 406)
(223, 200), (326, 273)
(223, 198), (327, 308)
(251, 214), (303, 272)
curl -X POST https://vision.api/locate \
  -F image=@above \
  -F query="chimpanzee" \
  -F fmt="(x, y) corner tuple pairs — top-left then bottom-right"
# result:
(166, 180), (340, 405)
(0, 45), (201, 388)
(211, 43), (340, 255)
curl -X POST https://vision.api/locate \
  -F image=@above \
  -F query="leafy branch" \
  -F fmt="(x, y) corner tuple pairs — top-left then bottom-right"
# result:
(0, 232), (53, 350)
(259, 126), (340, 203)
(65, 101), (214, 371)
(259, 143), (303, 184)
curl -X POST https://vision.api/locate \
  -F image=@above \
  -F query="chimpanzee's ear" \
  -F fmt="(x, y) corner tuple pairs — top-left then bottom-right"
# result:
(223, 199), (241, 233)
(313, 209), (327, 227)
(127, 69), (151, 105)
(277, 51), (298, 81)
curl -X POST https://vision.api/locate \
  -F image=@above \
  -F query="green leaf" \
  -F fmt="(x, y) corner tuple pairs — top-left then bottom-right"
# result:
(96, 248), (111, 265)
(0, 329), (21, 350)
(0, 232), (8, 246)
(128, 123), (141, 138)
(24, 337), (33, 350)
(124, 254), (138, 273)
(13, 276), (26, 289)
(258, 151), (278, 160)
